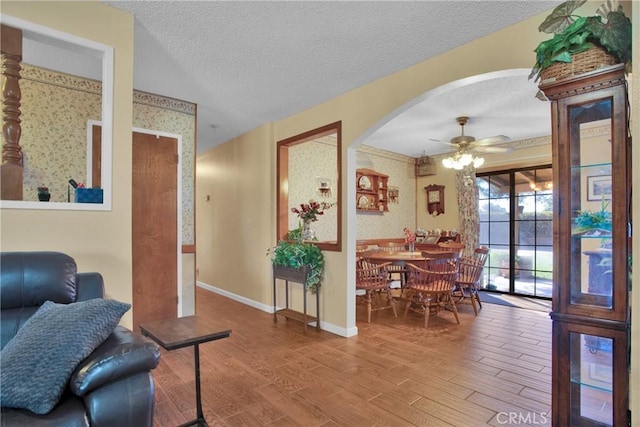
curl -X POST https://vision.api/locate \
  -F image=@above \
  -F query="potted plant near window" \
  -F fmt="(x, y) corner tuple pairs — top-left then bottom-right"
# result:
(529, 0), (632, 85)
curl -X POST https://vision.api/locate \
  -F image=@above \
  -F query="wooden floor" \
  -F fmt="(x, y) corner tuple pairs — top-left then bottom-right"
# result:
(152, 288), (552, 427)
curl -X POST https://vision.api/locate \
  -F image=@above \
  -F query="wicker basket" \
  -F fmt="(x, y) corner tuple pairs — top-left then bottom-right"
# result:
(540, 45), (618, 83)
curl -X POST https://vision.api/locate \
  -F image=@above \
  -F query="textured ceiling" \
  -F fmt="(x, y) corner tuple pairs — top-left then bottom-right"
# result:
(92, 1), (561, 155)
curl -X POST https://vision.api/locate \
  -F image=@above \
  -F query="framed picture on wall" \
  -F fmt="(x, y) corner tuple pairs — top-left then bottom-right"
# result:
(587, 175), (612, 201)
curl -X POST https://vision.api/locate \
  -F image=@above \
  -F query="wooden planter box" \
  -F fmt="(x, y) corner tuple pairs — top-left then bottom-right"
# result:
(272, 265), (319, 332)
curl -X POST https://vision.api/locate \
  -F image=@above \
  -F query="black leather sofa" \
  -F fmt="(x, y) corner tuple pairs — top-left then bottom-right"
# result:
(0, 251), (161, 426)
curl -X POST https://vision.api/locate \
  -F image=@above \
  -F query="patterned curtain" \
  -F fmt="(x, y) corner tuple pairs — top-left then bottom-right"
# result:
(456, 165), (479, 258)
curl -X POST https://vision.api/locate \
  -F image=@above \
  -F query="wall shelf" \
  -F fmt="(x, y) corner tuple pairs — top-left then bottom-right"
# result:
(356, 168), (389, 213)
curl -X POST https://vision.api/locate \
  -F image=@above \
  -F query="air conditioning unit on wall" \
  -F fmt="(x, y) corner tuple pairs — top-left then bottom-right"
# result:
(415, 155), (436, 177)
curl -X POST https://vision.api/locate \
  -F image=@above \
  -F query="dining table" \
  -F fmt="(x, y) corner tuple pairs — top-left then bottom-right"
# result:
(365, 250), (446, 266)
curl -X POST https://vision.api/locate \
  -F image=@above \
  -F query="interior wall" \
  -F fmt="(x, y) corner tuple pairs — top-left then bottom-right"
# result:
(356, 146), (415, 240)
(0, 2), (135, 327)
(416, 168), (459, 233)
(195, 124), (275, 308)
(196, 5), (569, 336)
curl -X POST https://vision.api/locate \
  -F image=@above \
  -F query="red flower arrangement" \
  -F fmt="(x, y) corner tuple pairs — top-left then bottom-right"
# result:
(291, 200), (334, 222)
(403, 227), (416, 244)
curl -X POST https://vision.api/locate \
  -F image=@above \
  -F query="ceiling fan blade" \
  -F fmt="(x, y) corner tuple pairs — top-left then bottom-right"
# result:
(473, 145), (513, 153)
(429, 138), (456, 147)
(473, 135), (510, 146)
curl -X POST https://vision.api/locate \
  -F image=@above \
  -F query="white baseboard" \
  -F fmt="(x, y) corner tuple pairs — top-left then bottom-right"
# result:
(196, 281), (355, 337)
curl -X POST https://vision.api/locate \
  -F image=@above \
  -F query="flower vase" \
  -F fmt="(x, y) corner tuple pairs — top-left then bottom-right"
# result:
(408, 242), (415, 252)
(301, 220), (315, 241)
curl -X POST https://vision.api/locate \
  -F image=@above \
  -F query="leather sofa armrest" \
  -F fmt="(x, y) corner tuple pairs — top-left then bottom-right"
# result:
(70, 326), (160, 397)
(76, 272), (105, 301)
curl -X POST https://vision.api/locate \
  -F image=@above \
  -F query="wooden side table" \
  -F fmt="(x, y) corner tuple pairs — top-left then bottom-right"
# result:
(140, 316), (231, 427)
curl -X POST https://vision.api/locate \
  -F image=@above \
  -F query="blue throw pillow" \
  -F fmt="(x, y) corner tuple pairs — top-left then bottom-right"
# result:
(0, 298), (130, 414)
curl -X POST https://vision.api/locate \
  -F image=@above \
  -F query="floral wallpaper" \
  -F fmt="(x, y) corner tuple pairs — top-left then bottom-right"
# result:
(133, 92), (196, 244)
(8, 64), (196, 243)
(19, 65), (101, 203)
(356, 146), (415, 240)
(288, 136), (338, 241)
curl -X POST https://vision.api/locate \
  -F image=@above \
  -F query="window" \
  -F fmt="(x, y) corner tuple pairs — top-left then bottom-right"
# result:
(477, 166), (553, 298)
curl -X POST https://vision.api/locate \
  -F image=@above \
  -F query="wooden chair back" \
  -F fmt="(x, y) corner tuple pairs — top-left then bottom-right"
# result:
(437, 241), (465, 256)
(375, 243), (410, 282)
(474, 246), (490, 266)
(355, 260), (398, 323)
(406, 252), (459, 292)
(356, 244), (369, 261)
(355, 260), (392, 291)
(457, 246), (489, 283)
(404, 252), (460, 327)
(456, 258), (485, 287)
(376, 242), (406, 252)
(454, 246), (489, 315)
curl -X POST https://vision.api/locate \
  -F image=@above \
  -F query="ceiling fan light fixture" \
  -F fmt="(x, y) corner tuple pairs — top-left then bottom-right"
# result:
(442, 157), (454, 169)
(473, 156), (485, 168)
(441, 152), (484, 170)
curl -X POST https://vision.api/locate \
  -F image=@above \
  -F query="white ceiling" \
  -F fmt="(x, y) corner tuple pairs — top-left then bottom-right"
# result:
(365, 69), (552, 157)
(97, 1), (560, 156)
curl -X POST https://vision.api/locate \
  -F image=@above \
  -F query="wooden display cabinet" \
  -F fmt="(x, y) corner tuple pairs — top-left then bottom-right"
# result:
(540, 64), (630, 427)
(356, 168), (389, 213)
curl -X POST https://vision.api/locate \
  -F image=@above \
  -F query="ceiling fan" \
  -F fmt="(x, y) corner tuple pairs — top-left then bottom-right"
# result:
(432, 116), (512, 169)
(432, 116), (512, 154)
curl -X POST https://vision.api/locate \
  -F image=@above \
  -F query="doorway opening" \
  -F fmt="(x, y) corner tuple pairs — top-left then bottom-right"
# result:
(477, 165), (553, 299)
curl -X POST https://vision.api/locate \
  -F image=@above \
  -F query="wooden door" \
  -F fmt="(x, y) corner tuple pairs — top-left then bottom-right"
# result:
(91, 124), (101, 187)
(132, 131), (178, 331)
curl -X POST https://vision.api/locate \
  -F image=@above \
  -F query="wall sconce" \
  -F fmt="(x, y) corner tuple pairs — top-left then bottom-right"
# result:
(317, 178), (331, 197)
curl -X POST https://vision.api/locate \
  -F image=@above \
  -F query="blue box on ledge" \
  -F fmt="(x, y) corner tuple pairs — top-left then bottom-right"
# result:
(75, 188), (103, 204)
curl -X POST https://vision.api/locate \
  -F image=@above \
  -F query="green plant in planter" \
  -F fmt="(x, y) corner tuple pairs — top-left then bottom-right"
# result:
(529, 0), (632, 83)
(285, 224), (303, 242)
(267, 240), (324, 292)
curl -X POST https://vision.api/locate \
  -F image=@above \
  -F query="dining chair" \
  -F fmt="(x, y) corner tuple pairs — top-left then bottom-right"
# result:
(356, 244), (370, 254)
(437, 241), (465, 256)
(403, 252), (460, 328)
(376, 242), (409, 287)
(355, 259), (398, 323)
(454, 246), (489, 315)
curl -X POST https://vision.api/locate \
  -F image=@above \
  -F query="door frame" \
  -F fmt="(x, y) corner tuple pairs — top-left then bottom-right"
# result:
(89, 122), (185, 316)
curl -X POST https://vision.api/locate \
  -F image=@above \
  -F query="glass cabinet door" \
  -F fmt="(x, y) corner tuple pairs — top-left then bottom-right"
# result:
(555, 82), (629, 322)
(555, 321), (628, 427)
(568, 98), (614, 310)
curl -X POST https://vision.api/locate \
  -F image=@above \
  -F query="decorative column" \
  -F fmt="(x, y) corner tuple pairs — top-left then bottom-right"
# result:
(455, 165), (479, 258)
(1, 24), (23, 200)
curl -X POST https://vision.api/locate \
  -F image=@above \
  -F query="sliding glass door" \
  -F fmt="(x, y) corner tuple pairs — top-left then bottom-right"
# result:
(477, 166), (553, 298)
